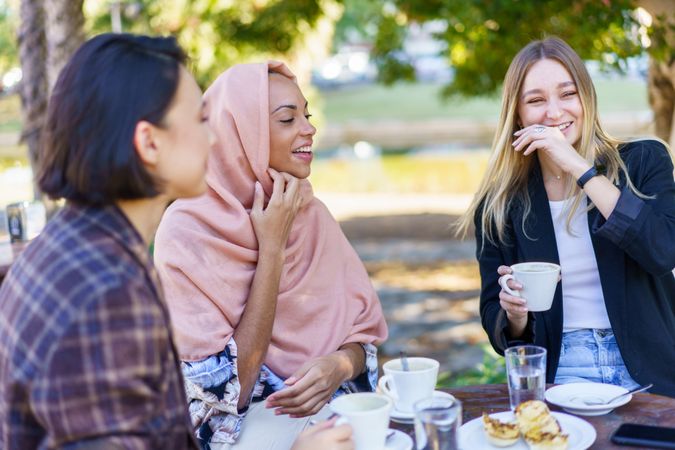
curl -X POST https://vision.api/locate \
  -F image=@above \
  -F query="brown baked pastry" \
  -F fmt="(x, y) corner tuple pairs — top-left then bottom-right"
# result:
(523, 430), (569, 450)
(482, 412), (520, 447)
(514, 400), (561, 436)
(515, 400), (568, 450)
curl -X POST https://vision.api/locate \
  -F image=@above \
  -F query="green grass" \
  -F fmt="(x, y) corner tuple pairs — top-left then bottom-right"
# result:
(317, 78), (648, 124)
(437, 343), (507, 388)
(0, 94), (21, 133)
(309, 152), (490, 194)
(0, 78), (650, 132)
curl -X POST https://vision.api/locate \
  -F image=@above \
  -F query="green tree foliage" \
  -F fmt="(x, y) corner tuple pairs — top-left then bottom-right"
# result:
(0, 1), (19, 74)
(372, 0), (647, 98)
(332, 0), (380, 48)
(84, 0), (340, 87)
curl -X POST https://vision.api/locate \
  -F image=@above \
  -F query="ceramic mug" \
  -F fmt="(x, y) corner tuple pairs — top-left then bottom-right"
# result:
(499, 262), (561, 312)
(378, 357), (439, 414)
(329, 392), (393, 450)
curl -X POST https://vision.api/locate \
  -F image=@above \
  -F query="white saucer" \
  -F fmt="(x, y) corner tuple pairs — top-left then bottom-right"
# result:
(459, 411), (596, 450)
(389, 391), (456, 423)
(385, 429), (413, 450)
(545, 382), (632, 416)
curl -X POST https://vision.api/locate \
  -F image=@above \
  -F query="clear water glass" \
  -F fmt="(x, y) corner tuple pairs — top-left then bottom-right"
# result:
(414, 396), (462, 450)
(505, 345), (547, 410)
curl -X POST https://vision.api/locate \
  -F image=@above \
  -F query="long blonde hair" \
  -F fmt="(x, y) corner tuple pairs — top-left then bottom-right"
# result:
(457, 36), (644, 247)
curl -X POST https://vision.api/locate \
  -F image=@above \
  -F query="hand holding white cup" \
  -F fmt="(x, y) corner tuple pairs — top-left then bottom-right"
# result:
(498, 262), (561, 312)
(329, 393), (392, 450)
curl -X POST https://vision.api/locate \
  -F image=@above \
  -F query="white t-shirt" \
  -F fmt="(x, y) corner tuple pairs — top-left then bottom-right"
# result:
(549, 197), (611, 332)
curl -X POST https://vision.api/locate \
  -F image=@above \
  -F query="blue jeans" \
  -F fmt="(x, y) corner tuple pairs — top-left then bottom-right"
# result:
(555, 329), (640, 390)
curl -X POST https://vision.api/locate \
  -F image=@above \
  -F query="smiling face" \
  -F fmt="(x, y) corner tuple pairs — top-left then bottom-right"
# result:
(517, 58), (584, 147)
(268, 73), (316, 179)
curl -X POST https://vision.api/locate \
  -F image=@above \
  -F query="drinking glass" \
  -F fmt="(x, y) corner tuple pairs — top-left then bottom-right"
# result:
(414, 396), (462, 450)
(505, 345), (547, 410)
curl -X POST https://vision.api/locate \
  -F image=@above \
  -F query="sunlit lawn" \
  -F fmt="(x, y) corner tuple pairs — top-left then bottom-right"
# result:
(0, 95), (21, 133)
(318, 78), (648, 123)
(309, 152), (490, 194)
(0, 77), (648, 199)
(0, 77), (649, 132)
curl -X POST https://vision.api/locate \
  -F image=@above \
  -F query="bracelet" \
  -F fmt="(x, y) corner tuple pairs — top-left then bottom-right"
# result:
(576, 166), (599, 189)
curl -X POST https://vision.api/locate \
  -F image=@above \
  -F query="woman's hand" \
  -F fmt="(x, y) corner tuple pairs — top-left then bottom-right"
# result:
(497, 265), (528, 337)
(291, 418), (354, 450)
(250, 168), (303, 254)
(512, 125), (591, 178)
(265, 353), (351, 418)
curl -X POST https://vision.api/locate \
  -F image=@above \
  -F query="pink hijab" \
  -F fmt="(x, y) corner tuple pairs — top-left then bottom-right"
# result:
(154, 61), (387, 378)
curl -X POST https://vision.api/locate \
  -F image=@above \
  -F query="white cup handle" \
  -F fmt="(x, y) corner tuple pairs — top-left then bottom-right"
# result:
(377, 374), (399, 404)
(499, 274), (520, 297)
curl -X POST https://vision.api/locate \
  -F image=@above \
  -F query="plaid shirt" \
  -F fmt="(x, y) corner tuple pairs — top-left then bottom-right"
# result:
(0, 203), (198, 449)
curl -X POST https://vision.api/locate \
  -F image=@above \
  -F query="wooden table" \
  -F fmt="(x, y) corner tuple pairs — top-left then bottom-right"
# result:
(391, 384), (675, 449)
(0, 242), (26, 285)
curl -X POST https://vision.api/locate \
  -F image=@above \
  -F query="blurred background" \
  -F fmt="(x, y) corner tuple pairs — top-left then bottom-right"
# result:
(1, 0), (673, 385)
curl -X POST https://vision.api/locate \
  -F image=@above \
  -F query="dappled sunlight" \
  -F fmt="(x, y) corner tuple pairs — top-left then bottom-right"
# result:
(424, 322), (488, 346)
(311, 154), (489, 194)
(367, 259), (480, 292)
(387, 296), (478, 323)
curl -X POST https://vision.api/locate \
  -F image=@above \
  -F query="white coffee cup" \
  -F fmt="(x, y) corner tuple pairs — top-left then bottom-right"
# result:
(378, 357), (439, 413)
(498, 262), (561, 312)
(329, 393), (393, 450)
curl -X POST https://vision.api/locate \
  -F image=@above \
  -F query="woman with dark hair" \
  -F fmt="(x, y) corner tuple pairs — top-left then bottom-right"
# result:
(458, 36), (675, 397)
(0, 33), (210, 449)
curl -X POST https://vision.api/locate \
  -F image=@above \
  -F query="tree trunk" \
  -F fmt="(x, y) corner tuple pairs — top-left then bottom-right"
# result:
(647, 59), (675, 148)
(17, 0), (47, 196)
(17, 0), (85, 200)
(637, 0), (675, 148)
(44, 0), (85, 90)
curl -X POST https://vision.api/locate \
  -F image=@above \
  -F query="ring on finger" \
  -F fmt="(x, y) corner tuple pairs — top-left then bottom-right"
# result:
(534, 126), (546, 134)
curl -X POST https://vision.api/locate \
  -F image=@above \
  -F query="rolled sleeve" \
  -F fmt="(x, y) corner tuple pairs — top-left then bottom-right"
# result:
(593, 185), (649, 246)
(592, 141), (675, 275)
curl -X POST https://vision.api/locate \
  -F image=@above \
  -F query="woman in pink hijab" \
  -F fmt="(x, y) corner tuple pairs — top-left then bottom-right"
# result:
(154, 61), (388, 449)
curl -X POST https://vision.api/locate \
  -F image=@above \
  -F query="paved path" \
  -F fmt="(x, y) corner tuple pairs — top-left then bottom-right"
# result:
(329, 200), (489, 375)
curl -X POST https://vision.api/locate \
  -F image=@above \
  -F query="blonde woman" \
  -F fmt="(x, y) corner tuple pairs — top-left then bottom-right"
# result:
(458, 37), (675, 397)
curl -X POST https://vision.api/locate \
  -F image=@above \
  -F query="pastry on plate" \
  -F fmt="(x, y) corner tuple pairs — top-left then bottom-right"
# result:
(515, 400), (568, 450)
(482, 412), (520, 447)
(515, 400), (561, 436)
(523, 430), (569, 450)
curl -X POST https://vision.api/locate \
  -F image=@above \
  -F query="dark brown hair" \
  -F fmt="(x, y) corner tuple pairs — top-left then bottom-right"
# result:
(38, 33), (187, 204)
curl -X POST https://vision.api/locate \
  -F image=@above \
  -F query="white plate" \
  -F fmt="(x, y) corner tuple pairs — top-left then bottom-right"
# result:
(385, 429), (413, 450)
(389, 391), (456, 423)
(545, 382), (631, 416)
(459, 411), (596, 450)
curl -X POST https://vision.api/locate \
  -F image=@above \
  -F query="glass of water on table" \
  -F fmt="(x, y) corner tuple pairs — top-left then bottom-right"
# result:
(414, 396), (462, 450)
(505, 345), (546, 410)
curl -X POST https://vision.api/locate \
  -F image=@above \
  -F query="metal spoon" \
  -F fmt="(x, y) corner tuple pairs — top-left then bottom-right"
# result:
(400, 350), (410, 372)
(582, 383), (653, 406)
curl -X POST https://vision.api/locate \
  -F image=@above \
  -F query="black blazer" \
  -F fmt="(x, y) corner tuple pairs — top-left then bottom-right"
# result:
(475, 139), (675, 397)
